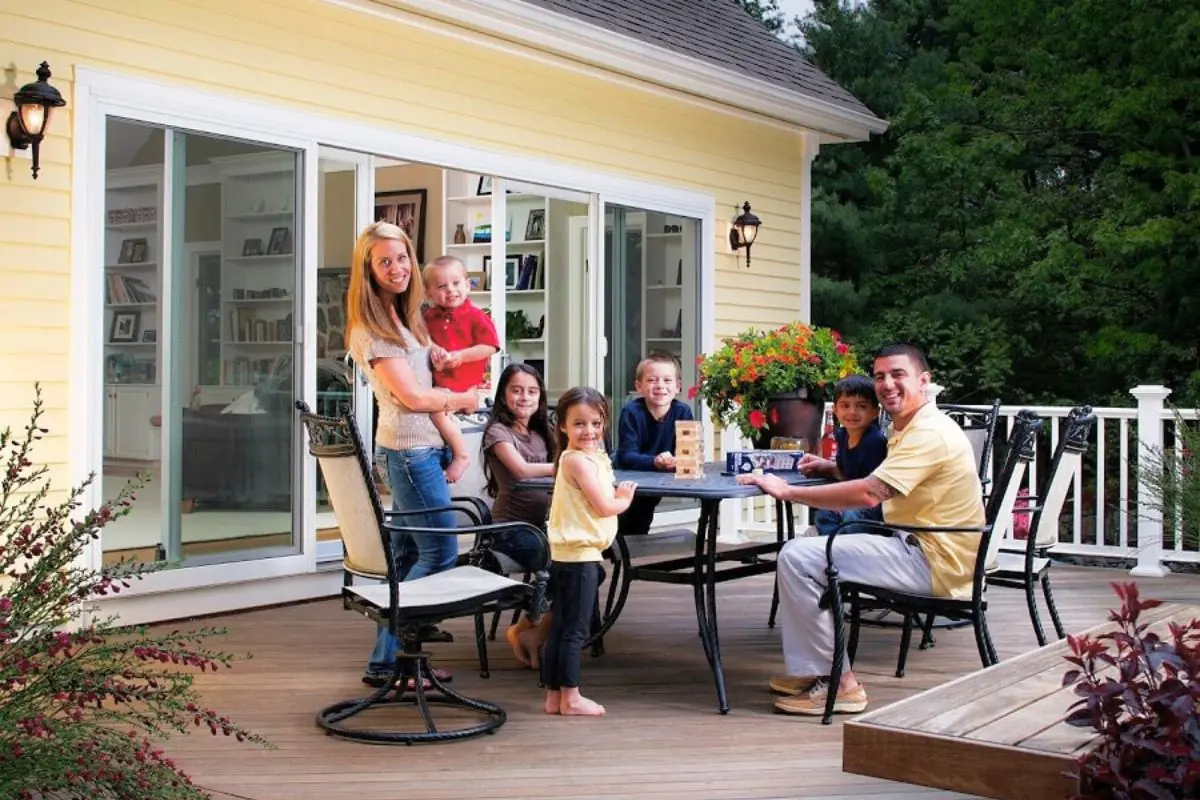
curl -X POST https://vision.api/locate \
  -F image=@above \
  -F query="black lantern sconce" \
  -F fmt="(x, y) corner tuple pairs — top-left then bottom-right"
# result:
(729, 201), (761, 268)
(6, 62), (67, 180)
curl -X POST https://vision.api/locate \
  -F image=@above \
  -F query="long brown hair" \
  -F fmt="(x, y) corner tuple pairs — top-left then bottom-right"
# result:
(554, 386), (609, 463)
(482, 364), (556, 498)
(346, 221), (429, 347)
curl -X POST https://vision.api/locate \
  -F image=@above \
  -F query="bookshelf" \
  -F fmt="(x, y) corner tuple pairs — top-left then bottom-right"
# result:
(103, 166), (164, 461)
(213, 153), (298, 387)
(442, 170), (551, 391)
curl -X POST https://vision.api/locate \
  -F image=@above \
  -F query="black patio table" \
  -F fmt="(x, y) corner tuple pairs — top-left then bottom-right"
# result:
(515, 463), (828, 714)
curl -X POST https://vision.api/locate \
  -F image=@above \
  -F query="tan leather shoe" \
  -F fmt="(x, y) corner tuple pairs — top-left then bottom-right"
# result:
(774, 679), (867, 715)
(768, 675), (820, 696)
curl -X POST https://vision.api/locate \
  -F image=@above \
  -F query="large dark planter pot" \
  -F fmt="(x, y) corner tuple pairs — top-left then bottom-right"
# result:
(752, 389), (824, 452)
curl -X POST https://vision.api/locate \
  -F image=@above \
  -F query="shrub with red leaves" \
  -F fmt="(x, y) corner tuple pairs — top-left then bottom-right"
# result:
(1063, 581), (1200, 799)
(0, 386), (269, 798)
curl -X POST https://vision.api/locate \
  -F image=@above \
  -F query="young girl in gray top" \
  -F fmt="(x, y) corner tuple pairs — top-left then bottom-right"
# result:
(481, 363), (556, 668)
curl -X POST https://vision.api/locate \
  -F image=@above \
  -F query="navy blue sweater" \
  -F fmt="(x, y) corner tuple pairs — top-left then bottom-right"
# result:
(616, 398), (695, 470)
(835, 422), (888, 480)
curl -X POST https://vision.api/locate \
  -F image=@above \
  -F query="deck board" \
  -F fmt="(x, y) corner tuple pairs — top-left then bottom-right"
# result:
(157, 563), (1200, 799)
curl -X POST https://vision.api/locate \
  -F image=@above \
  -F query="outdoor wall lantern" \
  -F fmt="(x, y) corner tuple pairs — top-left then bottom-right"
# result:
(6, 62), (66, 180)
(729, 201), (761, 268)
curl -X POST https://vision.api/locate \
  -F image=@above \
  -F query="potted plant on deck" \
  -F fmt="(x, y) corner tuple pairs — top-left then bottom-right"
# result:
(691, 322), (858, 449)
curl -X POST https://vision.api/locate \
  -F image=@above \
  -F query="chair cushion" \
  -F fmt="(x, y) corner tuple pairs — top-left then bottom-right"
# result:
(347, 565), (528, 618)
(988, 551), (1050, 577)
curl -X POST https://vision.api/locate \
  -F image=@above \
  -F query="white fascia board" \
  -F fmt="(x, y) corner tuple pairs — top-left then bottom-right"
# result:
(334, 0), (887, 142)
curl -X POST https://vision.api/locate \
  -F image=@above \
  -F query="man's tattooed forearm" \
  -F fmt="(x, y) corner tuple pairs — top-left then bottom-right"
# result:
(865, 476), (898, 504)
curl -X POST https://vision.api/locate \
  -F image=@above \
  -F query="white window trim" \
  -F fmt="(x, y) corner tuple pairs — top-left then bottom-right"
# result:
(72, 66), (716, 599)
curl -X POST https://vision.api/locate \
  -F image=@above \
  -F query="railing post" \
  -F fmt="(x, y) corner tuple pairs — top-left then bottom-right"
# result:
(926, 382), (944, 406)
(1130, 384), (1171, 577)
(718, 426), (743, 542)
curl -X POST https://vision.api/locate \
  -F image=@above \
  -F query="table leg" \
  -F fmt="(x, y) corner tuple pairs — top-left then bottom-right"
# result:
(693, 499), (729, 714)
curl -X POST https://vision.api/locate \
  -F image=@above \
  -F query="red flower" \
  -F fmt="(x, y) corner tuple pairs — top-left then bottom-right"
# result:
(748, 410), (767, 430)
(687, 385), (699, 400)
(836, 342), (849, 355)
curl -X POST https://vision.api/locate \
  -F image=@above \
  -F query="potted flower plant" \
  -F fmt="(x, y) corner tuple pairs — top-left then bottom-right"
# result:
(690, 322), (858, 446)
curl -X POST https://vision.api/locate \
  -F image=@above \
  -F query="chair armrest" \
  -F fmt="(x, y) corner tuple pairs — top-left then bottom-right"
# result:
(384, 505), (482, 526)
(451, 495), (493, 526)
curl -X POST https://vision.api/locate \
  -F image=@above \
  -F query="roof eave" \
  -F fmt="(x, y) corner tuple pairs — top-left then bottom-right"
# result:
(365, 0), (888, 142)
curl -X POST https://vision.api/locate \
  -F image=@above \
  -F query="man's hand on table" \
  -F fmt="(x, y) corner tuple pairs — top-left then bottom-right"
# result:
(736, 472), (791, 500)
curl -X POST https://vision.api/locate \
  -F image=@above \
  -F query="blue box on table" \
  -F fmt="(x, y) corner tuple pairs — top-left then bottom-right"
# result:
(725, 449), (807, 475)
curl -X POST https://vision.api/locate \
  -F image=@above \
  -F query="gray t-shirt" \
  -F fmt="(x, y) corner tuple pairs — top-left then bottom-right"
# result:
(483, 422), (551, 526)
(348, 325), (443, 451)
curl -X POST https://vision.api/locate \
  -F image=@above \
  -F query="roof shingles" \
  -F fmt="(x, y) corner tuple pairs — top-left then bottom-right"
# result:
(514, 0), (877, 120)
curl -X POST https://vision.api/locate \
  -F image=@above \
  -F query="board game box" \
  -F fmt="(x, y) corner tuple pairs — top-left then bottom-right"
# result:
(725, 449), (807, 475)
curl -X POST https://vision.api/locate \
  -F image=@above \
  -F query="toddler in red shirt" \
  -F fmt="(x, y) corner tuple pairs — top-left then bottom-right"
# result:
(422, 256), (500, 399)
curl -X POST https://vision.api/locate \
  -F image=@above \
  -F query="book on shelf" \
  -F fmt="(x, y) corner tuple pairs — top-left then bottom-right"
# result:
(227, 309), (293, 343)
(106, 274), (156, 304)
(515, 254), (538, 290)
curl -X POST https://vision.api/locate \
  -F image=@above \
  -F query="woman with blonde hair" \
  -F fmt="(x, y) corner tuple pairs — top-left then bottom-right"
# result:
(346, 221), (479, 687)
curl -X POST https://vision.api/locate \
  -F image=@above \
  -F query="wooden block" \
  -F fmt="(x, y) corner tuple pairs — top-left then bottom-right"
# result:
(675, 421), (701, 441)
(675, 462), (704, 479)
(677, 443), (697, 459)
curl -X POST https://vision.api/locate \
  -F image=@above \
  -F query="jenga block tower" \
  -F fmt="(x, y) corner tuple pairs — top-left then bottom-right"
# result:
(674, 421), (704, 479)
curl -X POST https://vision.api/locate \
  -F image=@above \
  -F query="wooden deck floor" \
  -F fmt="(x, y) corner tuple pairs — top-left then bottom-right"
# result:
(164, 564), (1200, 800)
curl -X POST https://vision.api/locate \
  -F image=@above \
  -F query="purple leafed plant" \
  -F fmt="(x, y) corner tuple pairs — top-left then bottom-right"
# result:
(0, 386), (269, 798)
(1063, 581), (1200, 800)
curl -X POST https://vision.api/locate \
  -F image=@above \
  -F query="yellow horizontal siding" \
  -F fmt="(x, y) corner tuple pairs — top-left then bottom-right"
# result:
(0, 0), (815, 485)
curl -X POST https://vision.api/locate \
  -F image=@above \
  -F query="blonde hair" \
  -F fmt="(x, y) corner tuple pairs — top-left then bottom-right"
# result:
(346, 221), (429, 348)
(635, 352), (682, 383)
(422, 255), (466, 286)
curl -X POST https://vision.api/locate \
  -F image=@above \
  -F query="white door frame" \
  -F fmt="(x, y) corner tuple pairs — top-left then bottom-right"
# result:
(314, 147), (375, 562)
(72, 66), (715, 605)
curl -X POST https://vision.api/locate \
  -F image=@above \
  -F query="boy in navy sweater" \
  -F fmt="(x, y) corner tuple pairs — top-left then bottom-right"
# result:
(798, 374), (888, 535)
(615, 353), (694, 536)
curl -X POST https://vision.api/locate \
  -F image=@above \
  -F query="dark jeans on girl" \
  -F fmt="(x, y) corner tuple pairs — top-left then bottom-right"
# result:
(540, 561), (602, 690)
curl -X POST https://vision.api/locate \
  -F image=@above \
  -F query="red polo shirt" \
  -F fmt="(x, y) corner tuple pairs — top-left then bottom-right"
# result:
(422, 299), (500, 391)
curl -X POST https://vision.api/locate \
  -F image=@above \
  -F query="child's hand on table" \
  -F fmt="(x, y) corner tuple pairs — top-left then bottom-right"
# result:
(653, 452), (677, 471)
(615, 481), (638, 500)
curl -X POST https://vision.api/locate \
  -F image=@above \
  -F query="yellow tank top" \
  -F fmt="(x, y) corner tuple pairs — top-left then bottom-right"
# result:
(547, 449), (619, 562)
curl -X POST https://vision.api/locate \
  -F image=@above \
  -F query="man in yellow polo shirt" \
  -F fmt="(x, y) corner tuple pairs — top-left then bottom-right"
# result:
(737, 344), (984, 716)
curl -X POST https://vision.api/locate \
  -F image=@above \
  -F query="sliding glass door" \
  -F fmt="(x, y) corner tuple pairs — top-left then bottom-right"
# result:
(100, 118), (305, 567)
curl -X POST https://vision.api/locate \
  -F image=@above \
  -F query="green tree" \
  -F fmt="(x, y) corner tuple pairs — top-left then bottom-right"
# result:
(737, 0), (786, 34)
(799, 0), (1200, 406)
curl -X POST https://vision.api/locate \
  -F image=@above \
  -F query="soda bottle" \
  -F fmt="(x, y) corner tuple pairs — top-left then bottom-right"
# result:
(821, 409), (838, 461)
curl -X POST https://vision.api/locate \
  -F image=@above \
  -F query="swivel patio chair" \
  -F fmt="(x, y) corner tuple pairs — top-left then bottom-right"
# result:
(296, 401), (549, 744)
(987, 405), (1095, 646)
(818, 410), (1041, 723)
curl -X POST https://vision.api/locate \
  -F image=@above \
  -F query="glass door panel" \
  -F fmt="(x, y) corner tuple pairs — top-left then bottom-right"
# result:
(100, 118), (166, 565)
(604, 204), (702, 516)
(164, 130), (303, 566)
(316, 149), (372, 527)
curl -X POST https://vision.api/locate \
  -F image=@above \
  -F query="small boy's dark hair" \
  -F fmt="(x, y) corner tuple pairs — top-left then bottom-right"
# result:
(833, 374), (878, 406)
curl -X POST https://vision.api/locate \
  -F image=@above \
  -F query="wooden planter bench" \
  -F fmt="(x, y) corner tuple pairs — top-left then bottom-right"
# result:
(842, 602), (1197, 800)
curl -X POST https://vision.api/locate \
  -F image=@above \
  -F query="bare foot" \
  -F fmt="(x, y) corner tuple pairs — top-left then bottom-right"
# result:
(518, 628), (543, 670)
(543, 690), (561, 715)
(505, 622), (531, 667)
(560, 689), (605, 716)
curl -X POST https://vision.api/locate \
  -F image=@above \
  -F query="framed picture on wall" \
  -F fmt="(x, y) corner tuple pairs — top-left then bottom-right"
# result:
(109, 311), (140, 343)
(476, 175), (493, 196)
(375, 189), (428, 264)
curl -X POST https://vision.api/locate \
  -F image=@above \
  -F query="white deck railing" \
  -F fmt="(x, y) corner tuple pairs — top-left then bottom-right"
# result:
(718, 384), (1196, 577)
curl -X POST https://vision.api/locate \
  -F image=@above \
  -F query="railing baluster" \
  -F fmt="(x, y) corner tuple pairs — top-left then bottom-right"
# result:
(1095, 418), (1106, 547)
(1119, 418), (1130, 548)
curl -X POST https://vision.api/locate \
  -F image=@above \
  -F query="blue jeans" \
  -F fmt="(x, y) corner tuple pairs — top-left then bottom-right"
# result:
(814, 505), (883, 537)
(491, 527), (547, 574)
(367, 445), (458, 676)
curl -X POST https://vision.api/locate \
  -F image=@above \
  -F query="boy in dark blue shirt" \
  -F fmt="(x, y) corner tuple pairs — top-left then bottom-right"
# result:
(615, 353), (694, 536)
(799, 374), (888, 536)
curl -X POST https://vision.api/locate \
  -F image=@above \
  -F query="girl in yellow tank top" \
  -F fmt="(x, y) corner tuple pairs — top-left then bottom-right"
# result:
(541, 387), (637, 717)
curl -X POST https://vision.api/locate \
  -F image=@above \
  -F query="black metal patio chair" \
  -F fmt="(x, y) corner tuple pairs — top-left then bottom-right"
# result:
(296, 401), (548, 745)
(818, 410), (1042, 724)
(987, 406), (1095, 646)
